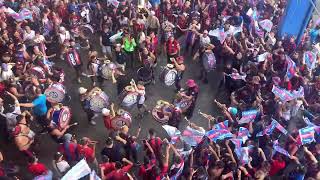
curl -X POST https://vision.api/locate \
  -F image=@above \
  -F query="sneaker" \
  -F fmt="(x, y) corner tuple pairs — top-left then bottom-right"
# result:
(89, 120), (96, 125)
(92, 114), (98, 119)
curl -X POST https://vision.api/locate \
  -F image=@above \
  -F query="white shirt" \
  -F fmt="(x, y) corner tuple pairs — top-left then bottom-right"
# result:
(24, 30), (35, 41)
(200, 35), (211, 47)
(59, 31), (71, 44)
(5, 105), (21, 131)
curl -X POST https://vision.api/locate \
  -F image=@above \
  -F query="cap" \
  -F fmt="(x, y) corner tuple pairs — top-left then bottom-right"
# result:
(79, 87), (87, 94)
(186, 79), (196, 87)
(102, 108), (110, 116)
(63, 133), (73, 143)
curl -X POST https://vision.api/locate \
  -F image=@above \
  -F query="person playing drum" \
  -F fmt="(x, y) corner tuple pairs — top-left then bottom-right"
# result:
(79, 87), (102, 125)
(139, 47), (156, 84)
(165, 36), (180, 64)
(64, 40), (83, 83)
(47, 120), (72, 144)
(102, 103), (116, 130)
(178, 79), (199, 119)
(172, 56), (185, 92)
(130, 80), (149, 118)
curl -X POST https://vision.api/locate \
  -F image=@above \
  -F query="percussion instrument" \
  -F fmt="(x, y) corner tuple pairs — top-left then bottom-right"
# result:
(152, 100), (173, 123)
(24, 84), (36, 100)
(88, 92), (109, 112)
(45, 83), (66, 103)
(110, 109), (132, 130)
(119, 86), (138, 107)
(202, 51), (216, 71)
(137, 67), (152, 85)
(100, 60), (117, 79)
(79, 24), (94, 39)
(159, 64), (177, 86)
(173, 93), (192, 112)
(52, 106), (71, 130)
(29, 66), (46, 79)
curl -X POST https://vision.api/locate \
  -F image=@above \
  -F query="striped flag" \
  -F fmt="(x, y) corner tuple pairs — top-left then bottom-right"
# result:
(238, 109), (258, 124)
(238, 127), (251, 143)
(181, 126), (205, 147)
(272, 85), (295, 102)
(256, 121), (276, 137)
(231, 138), (242, 148)
(206, 129), (234, 142)
(285, 55), (296, 79)
(258, 19), (273, 32)
(235, 147), (250, 165)
(273, 140), (290, 157)
(213, 120), (229, 130)
(170, 161), (184, 180)
(162, 125), (181, 144)
(271, 119), (288, 135)
(303, 51), (317, 70)
(299, 127), (315, 145)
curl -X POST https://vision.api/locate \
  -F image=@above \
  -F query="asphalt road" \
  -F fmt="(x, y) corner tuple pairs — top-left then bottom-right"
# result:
(0, 34), (226, 179)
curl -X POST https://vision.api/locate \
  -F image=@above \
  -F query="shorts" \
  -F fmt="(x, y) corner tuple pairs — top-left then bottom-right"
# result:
(102, 45), (112, 55)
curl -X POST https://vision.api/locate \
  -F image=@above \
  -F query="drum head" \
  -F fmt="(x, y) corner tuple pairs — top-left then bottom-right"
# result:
(137, 67), (152, 81)
(202, 52), (216, 71)
(174, 98), (192, 112)
(152, 108), (169, 123)
(45, 84), (66, 103)
(101, 64), (113, 79)
(30, 67), (46, 79)
(89, 92), (109, 112)
(111, 112), (132, 130)
(80, 24), (94, 39)
(164, 69), (177, 86)
(58, 107), (71, 129)
(121, 92), (138, 107)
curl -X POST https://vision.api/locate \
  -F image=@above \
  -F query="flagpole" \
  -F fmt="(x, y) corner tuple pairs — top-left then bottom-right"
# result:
(308, 0), (320, 17)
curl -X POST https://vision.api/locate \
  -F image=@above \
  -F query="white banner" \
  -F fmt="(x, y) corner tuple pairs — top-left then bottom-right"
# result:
(62, 159), (91, 180)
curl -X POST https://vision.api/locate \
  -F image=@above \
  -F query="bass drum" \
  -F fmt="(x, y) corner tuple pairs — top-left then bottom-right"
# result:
(100, 61), (117, 79)
(79, 24), (94, 39)
(88, 92), (109, 112)
(152, 102), (172, 123)
(173, 94), (192, 112)
(110, 109), (132, 130)
(137, 66), (152, 85)
(202, 51), (216, 72)
(159, 64), (177, 86)
(119, 86), (138, 107)
(44, 83), (66, 103)
(29, 66), (46, 79)
(52, 106), (71, 130)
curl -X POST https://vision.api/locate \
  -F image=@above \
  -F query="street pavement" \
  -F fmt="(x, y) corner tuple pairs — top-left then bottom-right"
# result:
(0, 35), (226, 179)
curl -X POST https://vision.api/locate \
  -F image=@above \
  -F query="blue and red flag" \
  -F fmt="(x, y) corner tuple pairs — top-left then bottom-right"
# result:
(213, 120), (229, 130)
(231, 138), (242, 149)
(238, 109), (258, 124)
(299, 127), (315, 145)
(272, 119), (288, 135)
(181, 126), (205, 147)
(237, 127), (251, 143)
(285, 55), (296, 79)
(303, 51), (317, 70)
(206, 129), (234, 142)
(256, 121), (276, 137)
(273, 140), (290, 158)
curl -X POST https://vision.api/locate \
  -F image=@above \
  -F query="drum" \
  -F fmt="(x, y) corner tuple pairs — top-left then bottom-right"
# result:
(45, 83), (66, 103)
(100, 61), (117, 79)
(119, 86), (138, 107)
(110, 109), (132, 130)
(173, 94), (192, 112)
(159, 64), (177, 86)
(152, 101), (172, 123)
(88, 92), (109, 112)
(202, 52), (216, 71)
(79, 24), (94, 39)
(29, 66), (46, 79)
(52, 106), (71, 130)
(137, 67), (152, 85)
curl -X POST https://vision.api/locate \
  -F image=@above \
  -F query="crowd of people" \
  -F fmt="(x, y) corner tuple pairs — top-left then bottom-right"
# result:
(0, 0), (319, 179)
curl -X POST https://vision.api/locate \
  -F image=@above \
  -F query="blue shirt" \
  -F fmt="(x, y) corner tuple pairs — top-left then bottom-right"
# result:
(32, 95), (48, 116)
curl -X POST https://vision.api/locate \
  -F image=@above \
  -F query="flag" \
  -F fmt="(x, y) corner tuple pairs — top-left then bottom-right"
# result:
(181, 126), (205, 147)
(303, 51), (317, 70)
(246, 8), (259, 21)
(285, 55), (296, 79)
(272, 119), (288, 135)
(291, 86), (305, 99)
(206, 129), (234, 142)
(109, 32), (123, 42)
(227, 73), (246, 81)
(258, 19), (273, 32)
(162, 125), (181, 144)
(254, 21), (264, 37)
(62, 159), (91, 180)
(238, 127), (251, 143)
(212, 120), (229, 130)
(170, 161), (184, 180)
(299, 127), (315, 145)
(238, 109), (258, 124)
(231, 138), (242, 148)
(108, 0), (120, 7)
(273, 141), (290, 157)
(257, 52), (271, 62)
(223, 16), (231, 22)
(235, 147), (250, 165)
(272, 85), (295, 102)
(208, 28), (226, 44)
(90, 170), (101, 180)
(256, 121), (276, 137)
(226, 24), (243, 35)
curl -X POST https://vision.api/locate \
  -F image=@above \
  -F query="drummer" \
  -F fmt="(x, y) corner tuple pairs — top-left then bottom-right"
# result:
(79, 87), (102, 125)
(139, 47), (156, 84)
(172, 56), (185, 92)
(87, 52), (101, 87)
(179, 79), (199, 119)
(47, 121), (71, 143)
(131, 80), (149, 118)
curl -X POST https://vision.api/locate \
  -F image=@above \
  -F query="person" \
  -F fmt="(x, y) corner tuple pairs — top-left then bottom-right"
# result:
(114, 43), (127, 71)
(165, 36), (180, 64)
(64, 39), (83, 83)
(79, 87), (102, 125)
(122, 32), (137, 69)
(19, 87), (48, 133)
(119, 125), (141, 163)
(100, 26), (113, 59)
(100, 156), (116, 180)
(172, 56), (185, 92)
(52, 152), (70, 177)
(47, 121), (71, 143)
(101, 137), (125, 163)
(167, 107), (182, 129)
(58, 133), (80, 166)
(78, 137), (98, 170)
(180, 79), (199, 119)
(102, 103), (116, 130)
(146, 11), (160, 34)
(104, 158), (133, 180)
(131, 80), (148, 118)
(27, 156), (53, 179)
(146, 128), (162, 161)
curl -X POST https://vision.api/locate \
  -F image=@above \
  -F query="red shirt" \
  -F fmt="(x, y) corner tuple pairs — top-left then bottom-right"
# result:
(269, 160), (286, 176)
(166, 40), (179, 55)
(27, 163), (48, 176)
(103, 115), (112, 129)
(105, 164), (133, 180)
(100, 162), (116, 176)
(138, 154), (157, 180)
(58, 142), (79, 162)
(78, 145), (95, 163)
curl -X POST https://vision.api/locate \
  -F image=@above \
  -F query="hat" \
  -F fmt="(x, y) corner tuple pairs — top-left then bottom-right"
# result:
(63, 133), (73, 143)
(228, 107), (238, 115)
(186, 79), (196, 87)
(251, 76), (260, 85)
(102, 108), (110, 116)
(78, 87), (87, 94)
